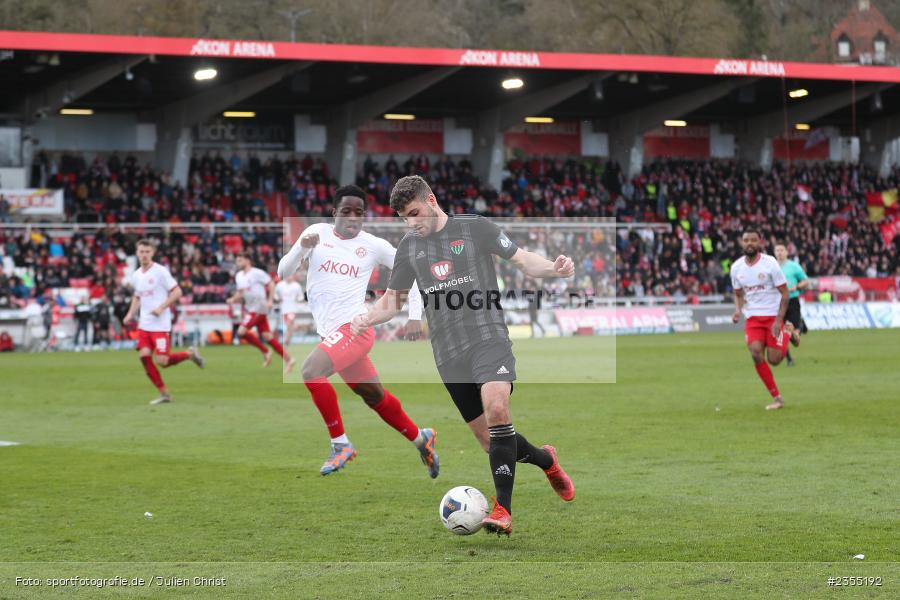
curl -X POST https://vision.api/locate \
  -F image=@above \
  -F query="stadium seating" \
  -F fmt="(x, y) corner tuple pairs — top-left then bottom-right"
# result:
(3, 153), (899, 314)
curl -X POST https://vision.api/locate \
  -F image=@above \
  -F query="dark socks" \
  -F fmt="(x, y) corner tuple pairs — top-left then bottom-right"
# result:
(515, 432), (553, 470)
(488, 424), (517, 513)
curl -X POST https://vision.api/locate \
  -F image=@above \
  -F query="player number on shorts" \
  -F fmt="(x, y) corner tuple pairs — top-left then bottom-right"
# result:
(155, 337), (168, 353)
(322, 331), (344, 347)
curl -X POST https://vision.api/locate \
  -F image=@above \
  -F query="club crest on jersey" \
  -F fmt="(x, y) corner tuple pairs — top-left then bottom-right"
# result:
(430, 260), (453, 281)
(356, 247), (367, 258)
(758, 273), (766, 281)
(450, 239), (465, 255)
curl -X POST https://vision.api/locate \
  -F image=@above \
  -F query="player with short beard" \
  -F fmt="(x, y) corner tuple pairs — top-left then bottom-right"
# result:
(730, 230), (796, 410)
(352, 175), (576, 536)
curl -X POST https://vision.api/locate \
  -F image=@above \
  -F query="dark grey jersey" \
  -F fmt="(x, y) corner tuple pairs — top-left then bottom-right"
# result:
(388, 214), (519, 365)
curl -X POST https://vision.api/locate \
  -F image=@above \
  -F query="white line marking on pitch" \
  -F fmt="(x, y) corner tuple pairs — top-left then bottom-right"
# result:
(0, 441), (21, 446)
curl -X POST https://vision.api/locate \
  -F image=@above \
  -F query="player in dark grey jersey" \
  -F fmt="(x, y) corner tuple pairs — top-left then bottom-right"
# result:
(351, 175), (576, 536)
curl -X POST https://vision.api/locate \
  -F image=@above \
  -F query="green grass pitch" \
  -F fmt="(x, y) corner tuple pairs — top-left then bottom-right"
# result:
(1, 330), (898, 598)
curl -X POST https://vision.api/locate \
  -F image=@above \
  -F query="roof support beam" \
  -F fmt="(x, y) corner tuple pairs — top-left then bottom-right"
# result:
(608, 78), (754, 176)
(738, 83), (893, 167)
(19, 55), (147, 120)
(326, 67), (461, 184)
(154, 62), (313, 186)
(860, 109), (900, 176)
(473, 73), (604, 189)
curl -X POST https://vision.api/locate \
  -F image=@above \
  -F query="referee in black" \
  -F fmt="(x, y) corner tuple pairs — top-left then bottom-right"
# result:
(351, 175), (575, 536)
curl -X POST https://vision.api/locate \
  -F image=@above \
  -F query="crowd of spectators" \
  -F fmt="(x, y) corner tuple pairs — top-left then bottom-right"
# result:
(3, 152), (898, 311)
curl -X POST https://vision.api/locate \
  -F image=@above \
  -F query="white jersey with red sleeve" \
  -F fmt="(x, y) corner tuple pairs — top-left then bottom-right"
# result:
(131, 262), (178, 332)
(236, 267), (271, 314)
(730, 254), (787, 317)
(279, 223), (422, 337)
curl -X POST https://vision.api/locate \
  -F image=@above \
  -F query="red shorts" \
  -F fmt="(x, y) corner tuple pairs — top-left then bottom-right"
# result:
(745, 316), (789, 352)
(136, 330), (171, 356)
(318, 322), (378, 383)
(242, 312), (271, 334)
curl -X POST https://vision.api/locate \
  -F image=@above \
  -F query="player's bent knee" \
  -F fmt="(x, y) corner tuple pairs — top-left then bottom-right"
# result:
(352, 383), (384, 406)
(301, 364), (322, 381)
(301, 357), (330, 381)
(482, 401), (510, 425)
(155, 356), (169, 367)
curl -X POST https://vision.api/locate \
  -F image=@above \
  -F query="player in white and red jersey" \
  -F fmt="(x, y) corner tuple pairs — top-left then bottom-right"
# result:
(227, 253), (295, 372)
(123, 239), (204, 404)
(278, 184), (438, 478)
(274, 271), (306, 345)
(730, 230), (795, 410)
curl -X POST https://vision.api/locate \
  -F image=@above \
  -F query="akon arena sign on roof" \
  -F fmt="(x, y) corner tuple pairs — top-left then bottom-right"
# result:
(190, 39), (277, 58)
(459, 49), (541, 67)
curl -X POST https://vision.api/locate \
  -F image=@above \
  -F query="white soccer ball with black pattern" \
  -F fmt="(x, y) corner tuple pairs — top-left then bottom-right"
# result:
(439, 486), (489, 535)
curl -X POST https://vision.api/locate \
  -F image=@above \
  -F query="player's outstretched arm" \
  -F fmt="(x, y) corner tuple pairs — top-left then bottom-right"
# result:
(507, 248), (575, 279)
(278, 230), (319, 279)
(351, 288), (407, 335)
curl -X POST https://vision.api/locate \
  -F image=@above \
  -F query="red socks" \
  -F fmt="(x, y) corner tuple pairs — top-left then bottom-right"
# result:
(305, 379), (418, 443)
(754, 362), (780, 398)
(165, 351), (190, 367)
(369, 389), (419, 442)
(268, 337), (286, 357)
(140, 356), (165, 392)
(243, 332), (268, 354)
(305, 378), (344, 438)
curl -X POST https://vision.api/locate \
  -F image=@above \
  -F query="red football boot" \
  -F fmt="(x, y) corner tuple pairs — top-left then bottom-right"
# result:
(542, 445), (575, 501)
(482, 498), (512, 537)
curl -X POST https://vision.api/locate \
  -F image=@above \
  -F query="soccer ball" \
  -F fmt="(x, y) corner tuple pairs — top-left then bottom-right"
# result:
(439, 486), (489, 535)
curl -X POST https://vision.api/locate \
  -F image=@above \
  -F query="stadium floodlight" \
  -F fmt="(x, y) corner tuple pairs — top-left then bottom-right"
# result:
(795, 123), (811, 131)
(383, 113), (415, 120)
(664, 120), (687, 127)
(59, 108), (94, 115)
(525, 117), (554, 124)
(501, 77), (524, 90)
(193, 68), (218, 81)
(788, 88), (809, 99)
(223, 111), (256, 118)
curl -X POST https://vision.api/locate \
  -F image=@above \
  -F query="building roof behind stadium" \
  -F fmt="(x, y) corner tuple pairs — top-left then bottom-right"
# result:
(2, 30), (898, 127)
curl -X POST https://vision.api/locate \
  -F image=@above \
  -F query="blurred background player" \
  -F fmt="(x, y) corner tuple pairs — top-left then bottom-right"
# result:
(275, 271), (305, 346)
(774, 242), (809, 367)
(524, 275), (545, 338)
(730, 231), (795, 410)
(227, 252), (295, 373)
(91, 295), (112, 350)
(278, 184), (438, 478)
(353, 175), (576, 536)
(123, 239), (204, 404)
(73, 295), (91, 351)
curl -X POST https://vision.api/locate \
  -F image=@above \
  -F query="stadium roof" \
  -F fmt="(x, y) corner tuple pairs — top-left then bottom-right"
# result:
(2, 30), (899, 127)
